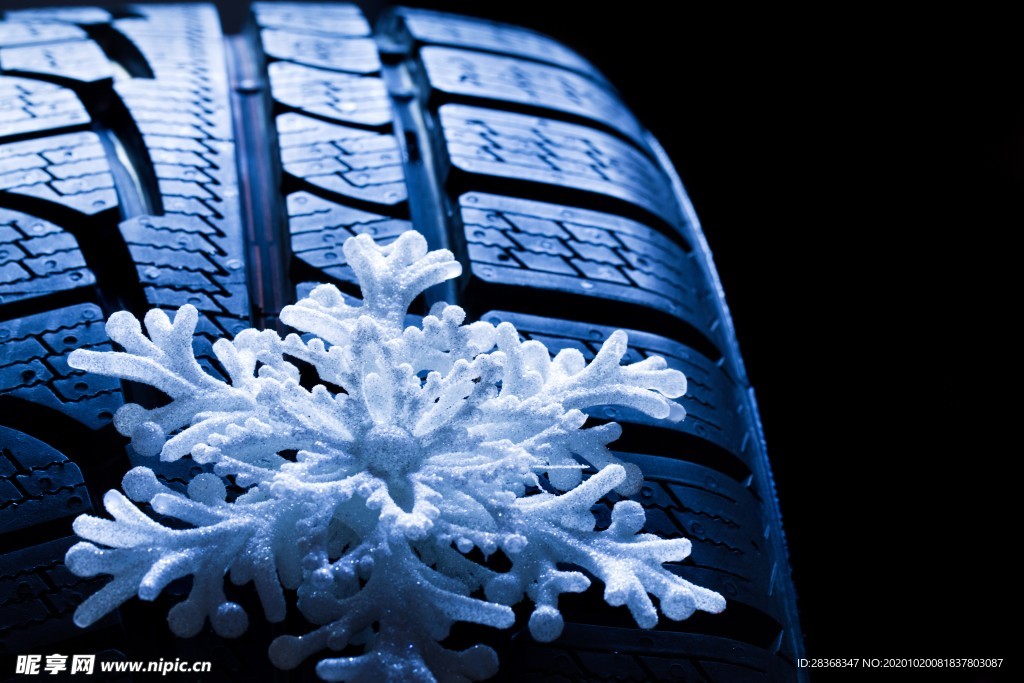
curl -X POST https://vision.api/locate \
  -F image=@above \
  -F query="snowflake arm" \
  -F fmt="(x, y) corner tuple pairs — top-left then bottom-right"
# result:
(68, 468), (265, 636)
(514, 464), (726, 636)
(68, 306), (258, 457)
(280, 231), (462, 341)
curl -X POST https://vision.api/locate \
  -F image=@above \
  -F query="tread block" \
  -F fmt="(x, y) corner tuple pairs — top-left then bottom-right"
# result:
(0, 207), (95, 306)
(484, 311), (754, 468)
(253, 1), (370, 37)
(0, 426), (92, 535)
(261, 28), (380, 74)
(108, 5), (250, 372)
(120, 214), (250, 348)
(0, 21), (86, 49)
(118, 82), (233, 141)
(287, 191), (411, 285)
(508, 624), (791, 682)
(0, 39), (112, 83)
(5, 8), (111, 25)
(440, 104), (681, 226)
(460, 193), (719, 346)
(0, 76), (90, 140)
(268, 61), (391, 127)
(0, 131), (116, 215)
(397, 8), (600, 80)
(112, 8), (235, 141)
(0, 304), (120, 430)
(421, 46), (644, 144)
(278, 112), (407, 205)
(0, 536), (115, 656)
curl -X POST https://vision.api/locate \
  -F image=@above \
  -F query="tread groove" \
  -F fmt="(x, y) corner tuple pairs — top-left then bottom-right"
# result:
(226, 31), (287, 330)
(81, 22), (155, 79)
(378, 40), (459, 307)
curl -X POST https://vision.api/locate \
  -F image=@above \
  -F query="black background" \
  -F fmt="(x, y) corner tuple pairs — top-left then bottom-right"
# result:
(4, 0), (1017, 673)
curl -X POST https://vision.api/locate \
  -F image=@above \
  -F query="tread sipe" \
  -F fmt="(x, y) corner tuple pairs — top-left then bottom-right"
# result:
(0, 4), (805, 681)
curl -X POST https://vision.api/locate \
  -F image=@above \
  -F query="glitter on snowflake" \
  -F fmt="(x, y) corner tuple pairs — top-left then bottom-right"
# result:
(65, 230), (725, 681)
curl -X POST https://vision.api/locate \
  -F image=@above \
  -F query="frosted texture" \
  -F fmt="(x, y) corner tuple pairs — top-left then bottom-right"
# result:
(66, 231), (724, 681)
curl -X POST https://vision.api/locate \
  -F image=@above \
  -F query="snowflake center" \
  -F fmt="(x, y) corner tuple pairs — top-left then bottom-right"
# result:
(358, 424), (422, 478)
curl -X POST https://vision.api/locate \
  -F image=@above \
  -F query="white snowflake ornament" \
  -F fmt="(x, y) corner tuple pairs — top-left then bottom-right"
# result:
(65, 230), (725, 682)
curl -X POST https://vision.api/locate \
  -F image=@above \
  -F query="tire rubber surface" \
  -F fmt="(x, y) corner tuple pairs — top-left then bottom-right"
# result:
(0, 4), (805, 681)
